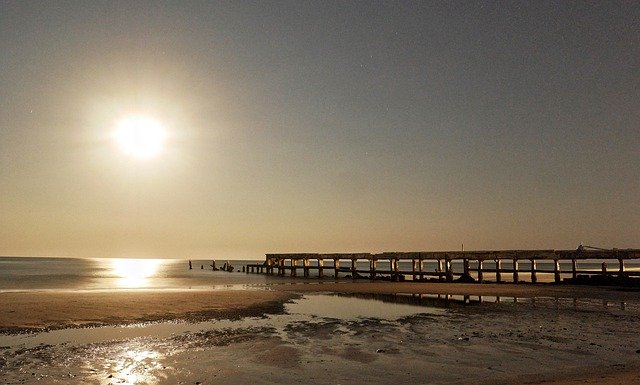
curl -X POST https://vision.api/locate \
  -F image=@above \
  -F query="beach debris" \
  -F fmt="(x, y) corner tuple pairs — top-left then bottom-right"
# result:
(376, 348), (385, 353)
(221, 261), (235, 272)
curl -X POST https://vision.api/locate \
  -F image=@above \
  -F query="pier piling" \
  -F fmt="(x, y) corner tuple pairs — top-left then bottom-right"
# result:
(245, 249), (640, 285)
(531, 259), (537, 283)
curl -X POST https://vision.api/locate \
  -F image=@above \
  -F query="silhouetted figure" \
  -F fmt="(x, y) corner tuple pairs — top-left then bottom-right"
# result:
(211, 260), (219, 271)
(189, 260), (193, 270)
(201, 265), (204, 269)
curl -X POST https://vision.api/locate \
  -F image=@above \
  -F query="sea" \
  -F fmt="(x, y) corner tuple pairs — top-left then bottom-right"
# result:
(2, 256), (638, 292)
(0, 256), (276, 292)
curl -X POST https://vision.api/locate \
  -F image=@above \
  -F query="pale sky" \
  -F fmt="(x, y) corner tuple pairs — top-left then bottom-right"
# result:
(1, 1), (638, 259)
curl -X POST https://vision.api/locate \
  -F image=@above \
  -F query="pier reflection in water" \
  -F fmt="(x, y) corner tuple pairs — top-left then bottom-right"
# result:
(327, 292), (637, 313)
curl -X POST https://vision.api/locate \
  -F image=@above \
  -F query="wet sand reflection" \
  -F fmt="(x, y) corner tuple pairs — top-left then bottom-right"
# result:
(2, 293), (639, 385)
(89, 343), (166, 385)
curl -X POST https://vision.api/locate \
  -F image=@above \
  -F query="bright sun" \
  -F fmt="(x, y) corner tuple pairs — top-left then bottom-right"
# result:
(112, 115), (167, 159)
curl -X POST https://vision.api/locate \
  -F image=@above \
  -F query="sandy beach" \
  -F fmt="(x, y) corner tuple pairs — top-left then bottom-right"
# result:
(1, 282), (639, 385)
(0, 290), (293, 331)
(2, 282), (638, 330)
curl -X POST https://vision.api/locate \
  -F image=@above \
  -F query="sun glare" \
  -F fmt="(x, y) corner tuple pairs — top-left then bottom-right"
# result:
(112, 115), (167, 159)
(111, 258), (163, 288)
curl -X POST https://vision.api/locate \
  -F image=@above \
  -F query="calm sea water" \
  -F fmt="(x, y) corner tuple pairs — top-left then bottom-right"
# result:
(0, 257), (276, 292)
(2, 256), (637, 292)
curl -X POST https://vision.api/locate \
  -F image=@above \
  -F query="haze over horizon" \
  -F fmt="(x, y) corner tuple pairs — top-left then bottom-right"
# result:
(1, 1), (638, 260)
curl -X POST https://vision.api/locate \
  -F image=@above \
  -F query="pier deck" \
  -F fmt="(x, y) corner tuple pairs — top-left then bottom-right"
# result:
(246, 249), (640, 284)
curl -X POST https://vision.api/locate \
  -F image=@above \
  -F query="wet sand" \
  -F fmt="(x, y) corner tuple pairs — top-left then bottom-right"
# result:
(1, 282), (639, 384)
(285, 281), (640, 385)
(0, 290), (294, 331)
(475, 365), (640, 385)
(2, 282), (639, 331)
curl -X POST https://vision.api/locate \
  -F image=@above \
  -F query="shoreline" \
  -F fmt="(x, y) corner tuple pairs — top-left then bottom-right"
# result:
(2, 283), (639, 385)
(1, 281), (639, 331)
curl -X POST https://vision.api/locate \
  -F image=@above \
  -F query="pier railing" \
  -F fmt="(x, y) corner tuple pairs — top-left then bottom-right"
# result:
(245, 249), (640, 284)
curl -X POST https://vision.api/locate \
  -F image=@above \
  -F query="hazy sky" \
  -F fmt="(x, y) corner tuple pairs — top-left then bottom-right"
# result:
(1, 1), (638, 259)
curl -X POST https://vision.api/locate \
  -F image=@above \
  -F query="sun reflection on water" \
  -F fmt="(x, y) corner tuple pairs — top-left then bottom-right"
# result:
(98, 346), (166, 385)
(116, 350), (158, 384)
(110, 259), (164, 288)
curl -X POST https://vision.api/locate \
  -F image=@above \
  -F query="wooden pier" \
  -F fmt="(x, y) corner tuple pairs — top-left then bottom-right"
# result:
(246, 248), (640, 284)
